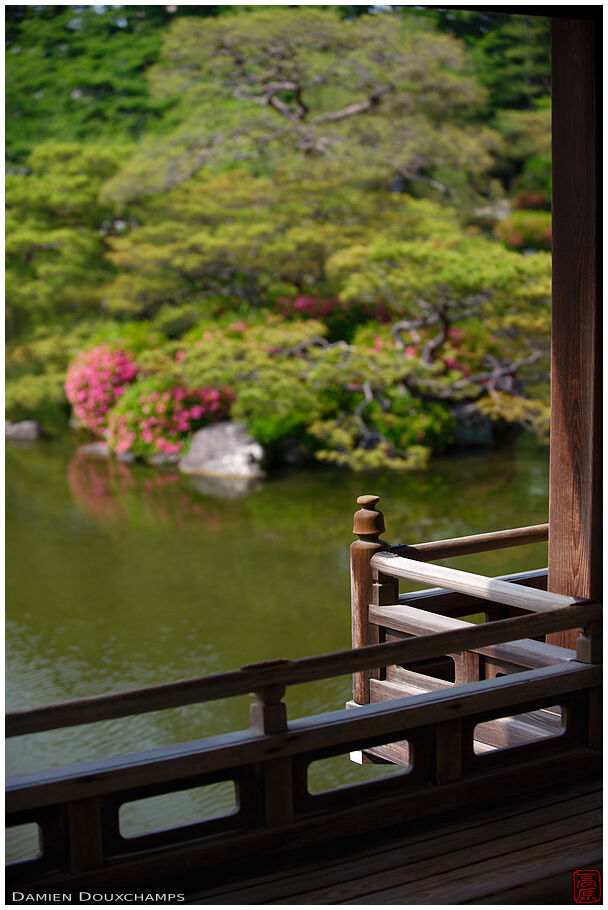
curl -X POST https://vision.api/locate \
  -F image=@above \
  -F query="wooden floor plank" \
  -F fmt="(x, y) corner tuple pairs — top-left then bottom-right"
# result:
(466, 861), (604, 905)
(192, 782), (601, 905)
(274, 810), (601, 904)
(344, 827), (602, 905)
(192, 781), (600, 902)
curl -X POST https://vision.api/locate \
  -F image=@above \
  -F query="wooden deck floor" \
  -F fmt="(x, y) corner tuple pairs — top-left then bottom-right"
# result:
(190, 777), (601, 905)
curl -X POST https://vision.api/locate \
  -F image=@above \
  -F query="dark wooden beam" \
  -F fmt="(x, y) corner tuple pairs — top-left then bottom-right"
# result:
(547, 17), (601, 648)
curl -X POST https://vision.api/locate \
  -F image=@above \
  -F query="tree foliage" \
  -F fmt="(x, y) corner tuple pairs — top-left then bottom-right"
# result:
(5, 5), (553, 467)
(5, 142), (127, 337)
(5, 4), (228, 164)
(102, 7), (497, 206)
(410, 9), (550, 114)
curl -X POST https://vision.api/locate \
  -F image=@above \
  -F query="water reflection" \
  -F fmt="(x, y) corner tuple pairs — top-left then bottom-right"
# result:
(6, 435), (550, 848)
(67, 452), (213, 529)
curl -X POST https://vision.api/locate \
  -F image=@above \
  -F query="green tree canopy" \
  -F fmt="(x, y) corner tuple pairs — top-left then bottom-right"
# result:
(102, 7), (498, 207)
(5, 5), (553, 466)
(5, 4), (228, 164)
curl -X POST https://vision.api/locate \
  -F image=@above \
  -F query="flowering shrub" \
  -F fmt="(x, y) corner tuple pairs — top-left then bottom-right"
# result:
(106, 380), (233, 457)
(278, 295), (340, 319)
(65, 345), (138, 435)
(494, 211), (551, 251)
(275, 295), (392, 341)
(514, 190), (550, 211)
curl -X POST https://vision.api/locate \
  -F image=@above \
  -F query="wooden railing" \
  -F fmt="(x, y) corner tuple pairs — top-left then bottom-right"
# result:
(390, 522), (549, 561)
(351, 495), (564, 704)
(349, 495), (600, 764)
(5, 498), (602, 896)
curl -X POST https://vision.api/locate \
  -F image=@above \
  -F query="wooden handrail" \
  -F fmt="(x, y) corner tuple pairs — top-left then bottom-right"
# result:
(370, 603), (575, 669)
(6, 601), (600, 738)
(396, 568), (547, 607)
(350, 497), (550, 704)
(392, 523), (549, 561)
(6, 661), (600, 812)
(372, 553), (576, 613)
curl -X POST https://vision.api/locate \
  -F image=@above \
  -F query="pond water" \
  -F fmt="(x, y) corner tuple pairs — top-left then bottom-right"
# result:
(6, 434), (549, 857)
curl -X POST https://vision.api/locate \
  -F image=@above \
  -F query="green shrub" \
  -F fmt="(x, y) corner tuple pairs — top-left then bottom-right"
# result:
(493, 210), (551, 251)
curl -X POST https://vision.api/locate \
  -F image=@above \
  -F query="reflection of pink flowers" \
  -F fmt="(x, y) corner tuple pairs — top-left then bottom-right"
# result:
(67, 453), (222, 530)
(65, 346), (138, 436)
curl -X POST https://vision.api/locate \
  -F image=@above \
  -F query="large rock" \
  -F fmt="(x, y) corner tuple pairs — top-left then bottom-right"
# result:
(78, 441), (110, 458)
(179, 422), (265, 478)
(5, 420), (41, 441)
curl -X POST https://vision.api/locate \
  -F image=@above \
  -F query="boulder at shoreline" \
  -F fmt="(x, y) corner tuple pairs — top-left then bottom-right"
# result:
(6, 420), (41, 441)
(77, 441), (111, 458)
(179, 421), (265, 478)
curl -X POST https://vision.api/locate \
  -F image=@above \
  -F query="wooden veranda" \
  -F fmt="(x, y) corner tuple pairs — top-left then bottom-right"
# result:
(5, 12), (601, 906)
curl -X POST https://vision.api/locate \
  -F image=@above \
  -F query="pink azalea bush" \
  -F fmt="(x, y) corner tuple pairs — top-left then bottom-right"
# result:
(65, 345), (138, 435)
(493, 210), (551, 251)
(276, 294), (392, 324)
(106, 381), (233, 457)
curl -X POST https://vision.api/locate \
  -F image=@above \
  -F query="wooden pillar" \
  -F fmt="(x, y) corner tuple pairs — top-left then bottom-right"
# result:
(351, 494), (390, 704)
(547, 16), (601, 647)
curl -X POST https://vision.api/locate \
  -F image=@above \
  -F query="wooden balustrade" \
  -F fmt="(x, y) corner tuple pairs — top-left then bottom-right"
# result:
(369, 604), (575, 669)
(6, 601), (599, 738)
(348, 494), (595, 772)
(5, 495), (601, 895)
(372, 553), (576, 613)
(350, 496), (555, 702)
(6, 657), (601, 891)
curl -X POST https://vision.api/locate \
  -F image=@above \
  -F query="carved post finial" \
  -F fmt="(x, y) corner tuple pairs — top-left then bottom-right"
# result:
(351, 494), (389, 705)
(353, 493), (385, 539)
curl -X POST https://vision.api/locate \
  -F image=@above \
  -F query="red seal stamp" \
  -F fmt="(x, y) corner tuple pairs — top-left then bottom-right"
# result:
(573, 870), (601, 903)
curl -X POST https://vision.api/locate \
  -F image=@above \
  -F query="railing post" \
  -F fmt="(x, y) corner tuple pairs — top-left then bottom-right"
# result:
(250, 683), (294, 827)
(434, 719), (462, 785)
(576, 618), (602, 665)
(371, 567), (400, 685)
(454, 650), (482, 685)
(250, 684), (287, 735)
(351, 495), (391, 704)
(66, 797), (104, 873)
(576, 617), (602, 750)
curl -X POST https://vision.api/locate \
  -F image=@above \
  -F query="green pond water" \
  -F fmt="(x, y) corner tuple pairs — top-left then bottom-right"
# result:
(6, 434), (550, 858)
